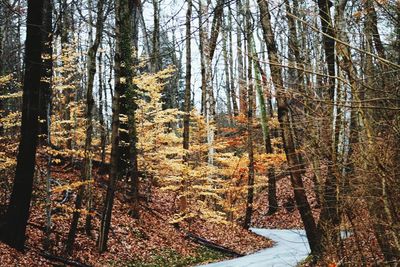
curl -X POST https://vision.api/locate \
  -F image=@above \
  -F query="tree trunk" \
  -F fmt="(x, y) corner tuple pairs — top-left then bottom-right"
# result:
(98, 48), (107, 165)
(251, 40), (277, 215)
(98, 0), (132, 252)
(243, 3), (255, 228)
(257, 0), (321, 255)
(222, 14), (232, 123)
(0, 0), (45, 251)
(66, 0), (105, 254)
(236, 0), (246, 114)
(228, 6), (238, 116)
(316, 0), (341, 252)
(183, 0), (192, 152)
(152, 0), (161, 72)
(38, 0), (53, 142)
(198, 0), (207, 116)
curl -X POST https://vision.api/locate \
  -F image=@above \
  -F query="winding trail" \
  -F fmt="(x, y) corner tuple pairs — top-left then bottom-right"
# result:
(201, 229), (310, 267)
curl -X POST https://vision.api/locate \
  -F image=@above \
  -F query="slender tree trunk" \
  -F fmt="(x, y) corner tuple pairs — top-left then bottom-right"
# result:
(0, 0), (45, 251)
(183, 0), (192, 152)
(222, 15), (232, 123)
(98, 0), (133, 252)
(199, 0), (207, 116)
(98, 49), (106, 164)
(316, 0), (341, 252)
(243, 3), (255, 228)
(257, 0), (321, 255)
(228, 6), (238, 116)
(236, 0), (246, 114)
(127, 0), (140, 219)
(38, 0), (53, 142)
(251, 40), (278, 215)
(152, 0), (161, 72)
(66, 0), (105, 254)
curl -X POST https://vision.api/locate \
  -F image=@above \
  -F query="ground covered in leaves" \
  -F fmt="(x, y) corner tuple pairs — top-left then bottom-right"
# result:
(0, 151), (386, 267)
(0, 154), (272, 267)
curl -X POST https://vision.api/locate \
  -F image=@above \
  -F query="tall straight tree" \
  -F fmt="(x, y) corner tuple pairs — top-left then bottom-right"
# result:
(243, 0), (255, 228)
(228, 6), (239, 116)
(38, 0), (53, 141)
(316, 0), (341, 251)
(183, 0), (192, 152)
(257, 0), (321, 255)
(0, 0), (45, 251)
(236, 0), (246, 114)
(98, 0), (134, 252)
(66, 0), (106, 254)
(251, 40), (277, 215)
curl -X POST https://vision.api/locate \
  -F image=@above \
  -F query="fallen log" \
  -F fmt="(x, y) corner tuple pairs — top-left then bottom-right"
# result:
(185, 232), (244, 257)
(40, 252), (92, 267)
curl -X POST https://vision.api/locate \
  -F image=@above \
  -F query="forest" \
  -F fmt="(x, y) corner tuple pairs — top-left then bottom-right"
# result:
(0, 0), (399, 266)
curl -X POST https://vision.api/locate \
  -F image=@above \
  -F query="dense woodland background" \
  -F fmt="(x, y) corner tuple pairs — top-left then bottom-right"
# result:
(0, 0), (399, 266)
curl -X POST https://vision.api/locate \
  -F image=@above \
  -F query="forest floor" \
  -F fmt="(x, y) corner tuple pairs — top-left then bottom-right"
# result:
(0, 153), (273, 267)
(0, 152), (384, 266)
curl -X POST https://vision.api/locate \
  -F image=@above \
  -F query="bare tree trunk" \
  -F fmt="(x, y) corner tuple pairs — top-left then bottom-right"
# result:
(316, 0), (341, 252)
(257, 0), (321, 255)
(152, 0), (161, 72)
(38, 0), (53, 142)
(236, 0), (246, 114)
(251, 40), (277, 215)
(222, 14), (232, 123)
(198, 0), (207, 116)
(228, 6), (238, 116)
(66, 0), (105, 254)
(183, 0), (192, 152)
(243, 2), (254, 228)
(98, 48), (106, 165)
(0, 0), (45, 251)
(98, 0), (132, 252)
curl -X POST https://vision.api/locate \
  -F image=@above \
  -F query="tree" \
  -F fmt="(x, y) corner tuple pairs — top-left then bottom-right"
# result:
(0, 0), (45, 251)
(316, 0), (341, 251)
(38, 0), (53, 141)
(243, 0), (255, 229)
(98, 0), (134, 252)
(183, 0), (192, 152)
(66, 0), (106, 254)
(257, 0), (321, 255)
(251, 40), (277, 215)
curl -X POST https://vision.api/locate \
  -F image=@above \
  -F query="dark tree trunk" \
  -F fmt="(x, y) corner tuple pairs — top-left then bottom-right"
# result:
(316, 0), (341, 252)
(236, 0), (246, 115)
(0, 0), (45, 251)
(98, 0), (134, 252)
(38, 0), (53, 142)
(252, 41), (277, 215)
(228, 6), (238, 117)
(243, 4), (255, 229)
(151, 0), (161, 72)
(66, 0), (105, 254)
(98, 49), (107, 165)
(257, 0), (321, 255)
(183, 0), (192, 152)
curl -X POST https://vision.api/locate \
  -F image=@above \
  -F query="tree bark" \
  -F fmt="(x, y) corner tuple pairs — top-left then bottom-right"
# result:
(243, 2), (255, 228)
(316, 0), (341, 251)
(228, 6), (239, 116)
(257, 0), (321, 255)
(222, 14), (232, 123)
(38, 0), (53, 141)
(0, 0), (45, 251)
(98, 0), (133, 252)
(66, 0), (105, 254)
(251, 40), (277, 215)
(183, 0), (192, 152)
